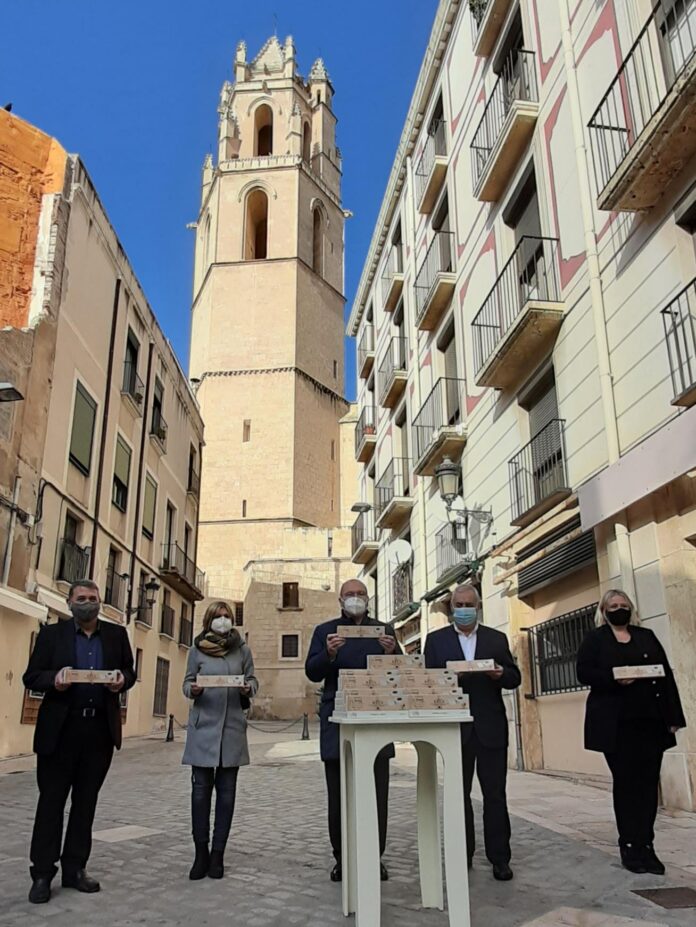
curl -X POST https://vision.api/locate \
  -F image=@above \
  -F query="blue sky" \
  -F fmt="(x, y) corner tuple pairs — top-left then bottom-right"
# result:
(1, 0), (438, 400)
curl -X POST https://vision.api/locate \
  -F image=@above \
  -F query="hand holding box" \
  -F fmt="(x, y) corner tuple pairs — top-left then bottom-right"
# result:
(196, 675), (246, 688)
(613, 664), (665, 680)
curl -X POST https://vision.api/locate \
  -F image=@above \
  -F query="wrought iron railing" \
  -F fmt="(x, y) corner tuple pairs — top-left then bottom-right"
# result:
(351, 509), (378, 556)
(472, 236), (561, 374)
(436, 523), (468, 580)
(57, 538), (89, 584)
(378, 337), (408, 403)
(161, 542), (205, 594)
(661, 277), (696, 402)
(509, 419), (568, 523)
(358, 324), (375, 375)
(414, 118), (448, 204)
(375, 458), (411, 523)
(525, 603), (597, 696)
(122, 360), (145, 407)
(355, 405), (377, 454)
(104, 566), (126, 611)
(392, 561), (413, 617)
(471, 49), (538, 189)
(414, 231), (455, 325)
(412, 377), (465, 464)
(151, 407), (168, 450)
(179, 615), (193, 647)
(588, 0), (696, 196)
(381, 245), (404, 304)
(188, 468), (200, 497)
(160, 603), (176, 638)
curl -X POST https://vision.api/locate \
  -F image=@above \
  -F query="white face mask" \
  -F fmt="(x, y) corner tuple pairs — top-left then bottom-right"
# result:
(342, 596), (367, 618)
(211, 616), (233, 634)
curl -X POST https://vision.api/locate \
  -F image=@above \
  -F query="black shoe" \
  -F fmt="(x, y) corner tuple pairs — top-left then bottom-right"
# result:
(28, 878), (51, 904)
(641, 845), (666, 876)
(208, 849), (224, 879)
(620, 845), (647, 874)
(61, 869), (100, 893)
(189, 843), (210, 880)
(330, 862), (342, 882)
(380, 862), (389, 882)
(492, 863), (513, 881)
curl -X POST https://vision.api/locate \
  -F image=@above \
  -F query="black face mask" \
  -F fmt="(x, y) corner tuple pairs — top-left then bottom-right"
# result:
(70, 602), (100, 624)
(605, 607), (631, 627)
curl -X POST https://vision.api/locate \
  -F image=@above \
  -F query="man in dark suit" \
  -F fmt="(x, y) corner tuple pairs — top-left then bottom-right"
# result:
(22, 579), (136, 904)
(305, 578), (400, 883)
(424, 583), (520, 881)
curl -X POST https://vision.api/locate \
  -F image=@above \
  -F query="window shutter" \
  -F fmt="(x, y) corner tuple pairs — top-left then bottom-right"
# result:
(143, 476), (157, 537)
(114, 437), (131, 487)
(529, 383), (558, 437)
(69, 383), (97, 474)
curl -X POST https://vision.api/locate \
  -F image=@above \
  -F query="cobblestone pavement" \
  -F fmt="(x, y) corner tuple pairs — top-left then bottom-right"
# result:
(0, 727), (694, 927)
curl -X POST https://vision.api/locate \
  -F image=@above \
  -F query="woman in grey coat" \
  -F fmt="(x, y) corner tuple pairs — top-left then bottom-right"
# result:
(182, 600), (258, 880)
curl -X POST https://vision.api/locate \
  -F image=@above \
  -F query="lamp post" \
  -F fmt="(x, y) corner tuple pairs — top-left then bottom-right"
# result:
(126, 577), (161, 622)
(434, 457), (493, 580)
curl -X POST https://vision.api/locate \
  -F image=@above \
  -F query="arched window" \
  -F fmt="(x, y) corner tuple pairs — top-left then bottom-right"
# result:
(302, 122), (312, 164)
(245, 189), (268, 260)
(312, 208), (323, 276)
(254, 105), (273, 156)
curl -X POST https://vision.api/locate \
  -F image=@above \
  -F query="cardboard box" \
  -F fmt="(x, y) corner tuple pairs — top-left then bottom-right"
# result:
(338, 671), (389, 688)
(336, 625), (384, 639)
(385, 670), (456, 687)
(367, 654), (424, 669)
(446, 659), (498, 673)
(64, 669), (119, 685)
(613, 665), (665, 680)
(196, 675), (246, 687)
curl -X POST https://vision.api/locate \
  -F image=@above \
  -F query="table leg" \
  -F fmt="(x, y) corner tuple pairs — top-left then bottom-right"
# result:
(341, 735), (356, 916)
(442, 742), (470, 927)
(352, 738), (381, 927)
(414, 740), (444, 909)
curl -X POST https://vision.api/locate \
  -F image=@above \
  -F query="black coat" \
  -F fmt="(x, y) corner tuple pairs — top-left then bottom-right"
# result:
(424, 624), (521, 749)
(23, 618), (137, 754)
(576, 624), (686, 754)
(305, 615), (400, 761)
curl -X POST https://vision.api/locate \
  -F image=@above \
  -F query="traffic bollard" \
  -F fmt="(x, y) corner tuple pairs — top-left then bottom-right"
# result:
(301, 712), (309, 740)
(166, 713), (174, 742)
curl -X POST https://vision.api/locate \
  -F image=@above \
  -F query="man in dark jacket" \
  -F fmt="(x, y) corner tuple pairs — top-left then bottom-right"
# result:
(22, 580), (136, 904)
(424, 583), (520, 881)
(305, 579), (400, 883)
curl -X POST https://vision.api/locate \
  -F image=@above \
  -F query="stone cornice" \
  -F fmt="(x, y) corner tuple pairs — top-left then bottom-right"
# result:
(199, 366), (348, 404)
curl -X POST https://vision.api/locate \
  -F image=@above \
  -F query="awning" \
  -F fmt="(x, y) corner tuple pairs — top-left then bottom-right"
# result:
(0, 585), (48, 621)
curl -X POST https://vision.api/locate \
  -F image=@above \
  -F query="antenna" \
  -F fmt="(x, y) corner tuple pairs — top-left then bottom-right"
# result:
(388, 539), (413, 567)
(273, 12), (278, 36)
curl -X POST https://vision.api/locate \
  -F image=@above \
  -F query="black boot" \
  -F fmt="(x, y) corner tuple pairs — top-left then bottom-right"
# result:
(208, 849), (224, 879)
(641, 845), (665, 876)
(189, 843), (210, 880)
(620, 844), (647, 874)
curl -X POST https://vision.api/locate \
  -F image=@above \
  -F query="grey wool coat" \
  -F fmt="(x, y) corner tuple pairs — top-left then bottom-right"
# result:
(181, 642), (259, 768)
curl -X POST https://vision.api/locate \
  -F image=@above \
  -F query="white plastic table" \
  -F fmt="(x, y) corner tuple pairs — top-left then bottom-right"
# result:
(332, 713), (472, 927)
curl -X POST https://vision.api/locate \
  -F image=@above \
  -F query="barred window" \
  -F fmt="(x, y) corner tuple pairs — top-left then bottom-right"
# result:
(153, 657), (169, 717)
(281, 634), (299, 659)
(526, 603), (597, 696)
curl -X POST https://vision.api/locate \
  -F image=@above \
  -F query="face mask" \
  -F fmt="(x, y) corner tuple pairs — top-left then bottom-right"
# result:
(452, 606), (478, 629)
(70, 601), (100, 624)
(211, 616), (233, 634)
(342, 596), (367, 618)
(605, 607), (631, 627)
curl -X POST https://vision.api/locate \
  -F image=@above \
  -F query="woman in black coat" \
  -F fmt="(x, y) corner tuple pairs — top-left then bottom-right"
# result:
(576, 589), (685, 875)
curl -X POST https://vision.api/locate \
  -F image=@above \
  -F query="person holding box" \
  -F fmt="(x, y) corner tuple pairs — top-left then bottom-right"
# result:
(576, 589), (686, 875)
(424, 583), (520, 881)
(22, 579), (136, 904)
(305, 579), (400, 883)
(182, 600), (258, 880)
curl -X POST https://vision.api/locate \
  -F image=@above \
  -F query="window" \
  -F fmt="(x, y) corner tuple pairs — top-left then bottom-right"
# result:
(312, 208), (324, 275)
(142, 475), (157, 539)
(302, 122), (312, 163)
(243, 419), (251, 442)
(135, 648), (143, 681)
(123, 329), (140, 396)
(254, 104), (273, 156)
(112, 435), (131, 512)
(58, 513), (88, 583)
(234, 602), (244, 626)
(153, 657), (170, 717)
(69, 381), (97, 476)
(104, 547), (121, 607)
(242, 500), (247, 518)
(244, 189), (268, 260)
(282, 582), (300, 609)
(330, 440), (335, 461)
(526, 604), (597, 696)
(65, 512), (79, 544)
(281, 634), (300, 658)
(151, 377), (164, 436)
(437, 322), (461, 425)
(184, 523), (192, 558)
(165, 503), (175, 550)
(333, 360), (338, 379)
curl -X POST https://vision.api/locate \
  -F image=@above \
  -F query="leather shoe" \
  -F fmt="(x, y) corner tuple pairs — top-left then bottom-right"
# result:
(330, 862), (342, 882)
(61, 869), (100, 893)
(641, 845), (665, 876)
(28, 877), (51, 904)
(380, 862), (389, 882)
(620, 845), (647, 874)
(492, 863), (514, 881)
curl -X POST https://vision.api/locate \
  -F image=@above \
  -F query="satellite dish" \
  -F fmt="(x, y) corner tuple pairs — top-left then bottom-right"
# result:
(388, 539), (413, 566)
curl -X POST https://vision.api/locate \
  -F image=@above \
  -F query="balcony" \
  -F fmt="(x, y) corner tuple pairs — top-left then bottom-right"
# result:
(187, 468), (200, 499)
(355, 406), (377, 463)
(57, 539), (89, 585)
(472, 236), (563, 390)
(588, 1), (696, 211)
(150, 408), (168, 454)
(160, 603), (176, 639)
(378, 337), (408, 409)
(412, 378), (467, 476)
(160, 542), (205, 601)
(381, 245), (405, 312)
(358, 324), (375, 379)
(351, 510), (379, 565)
(415, 119), (448, 214)
(471, 50), (539, 202)
(392, 561), (414, 622)
(121, 360), (144, 414)
(509, 419), (571, 527)
(471, 0), (513, 58)
(436, 522), (469, 583)
(179, 614), (193, 648)
(414, 231), (456, 331)
(103, 566), (126, 612)
(662, 277), (696, 407)
(375, 458), (414, 530)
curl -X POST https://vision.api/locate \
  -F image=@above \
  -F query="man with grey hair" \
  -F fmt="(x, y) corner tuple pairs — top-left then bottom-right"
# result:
(424, 583), (520, 881)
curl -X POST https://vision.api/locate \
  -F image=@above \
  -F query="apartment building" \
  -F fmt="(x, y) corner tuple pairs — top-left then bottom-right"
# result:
(0, 109), (205, 757)
(348, 0), (696, 811)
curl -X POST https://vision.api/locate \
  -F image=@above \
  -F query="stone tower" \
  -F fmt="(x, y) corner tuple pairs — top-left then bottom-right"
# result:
(189, 37), (355, 715)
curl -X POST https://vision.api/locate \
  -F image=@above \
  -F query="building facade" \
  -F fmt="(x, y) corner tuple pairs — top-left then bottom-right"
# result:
(349, 0), (696, 811)
(189, 38), (360, 719)
(0, 109), (205, 758)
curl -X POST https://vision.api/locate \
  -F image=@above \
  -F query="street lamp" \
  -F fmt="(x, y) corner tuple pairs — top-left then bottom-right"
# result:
(0, 382), (23, 403)
(127, 577), (161, 620)
(434, 456), (494, 527)
(350, 501), (373, 513)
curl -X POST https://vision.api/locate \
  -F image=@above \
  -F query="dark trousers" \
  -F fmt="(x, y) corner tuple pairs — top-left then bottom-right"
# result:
(30, 715), (114, 879)
(604, 720), (664, 848)
(324, 756), (390, 863)
(462, 731), (511, 866)
(191, 766), (239, 851)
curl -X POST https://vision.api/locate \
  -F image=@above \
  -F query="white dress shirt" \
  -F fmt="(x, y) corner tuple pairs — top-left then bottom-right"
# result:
(457, 625), (478, 661)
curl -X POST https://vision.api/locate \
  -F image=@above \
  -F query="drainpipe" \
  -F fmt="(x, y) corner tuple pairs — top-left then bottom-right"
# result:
(558, 0), (637, 601)
(1, 477), (21, 586)
(89, 277), (122, 579)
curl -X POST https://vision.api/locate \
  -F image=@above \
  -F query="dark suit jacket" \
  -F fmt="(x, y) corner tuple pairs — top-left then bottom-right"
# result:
(576, 624), (686, 754)
(424, 624), (521, 749)
(305, 615), (401, 761)
(23, 618), (137, 754)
